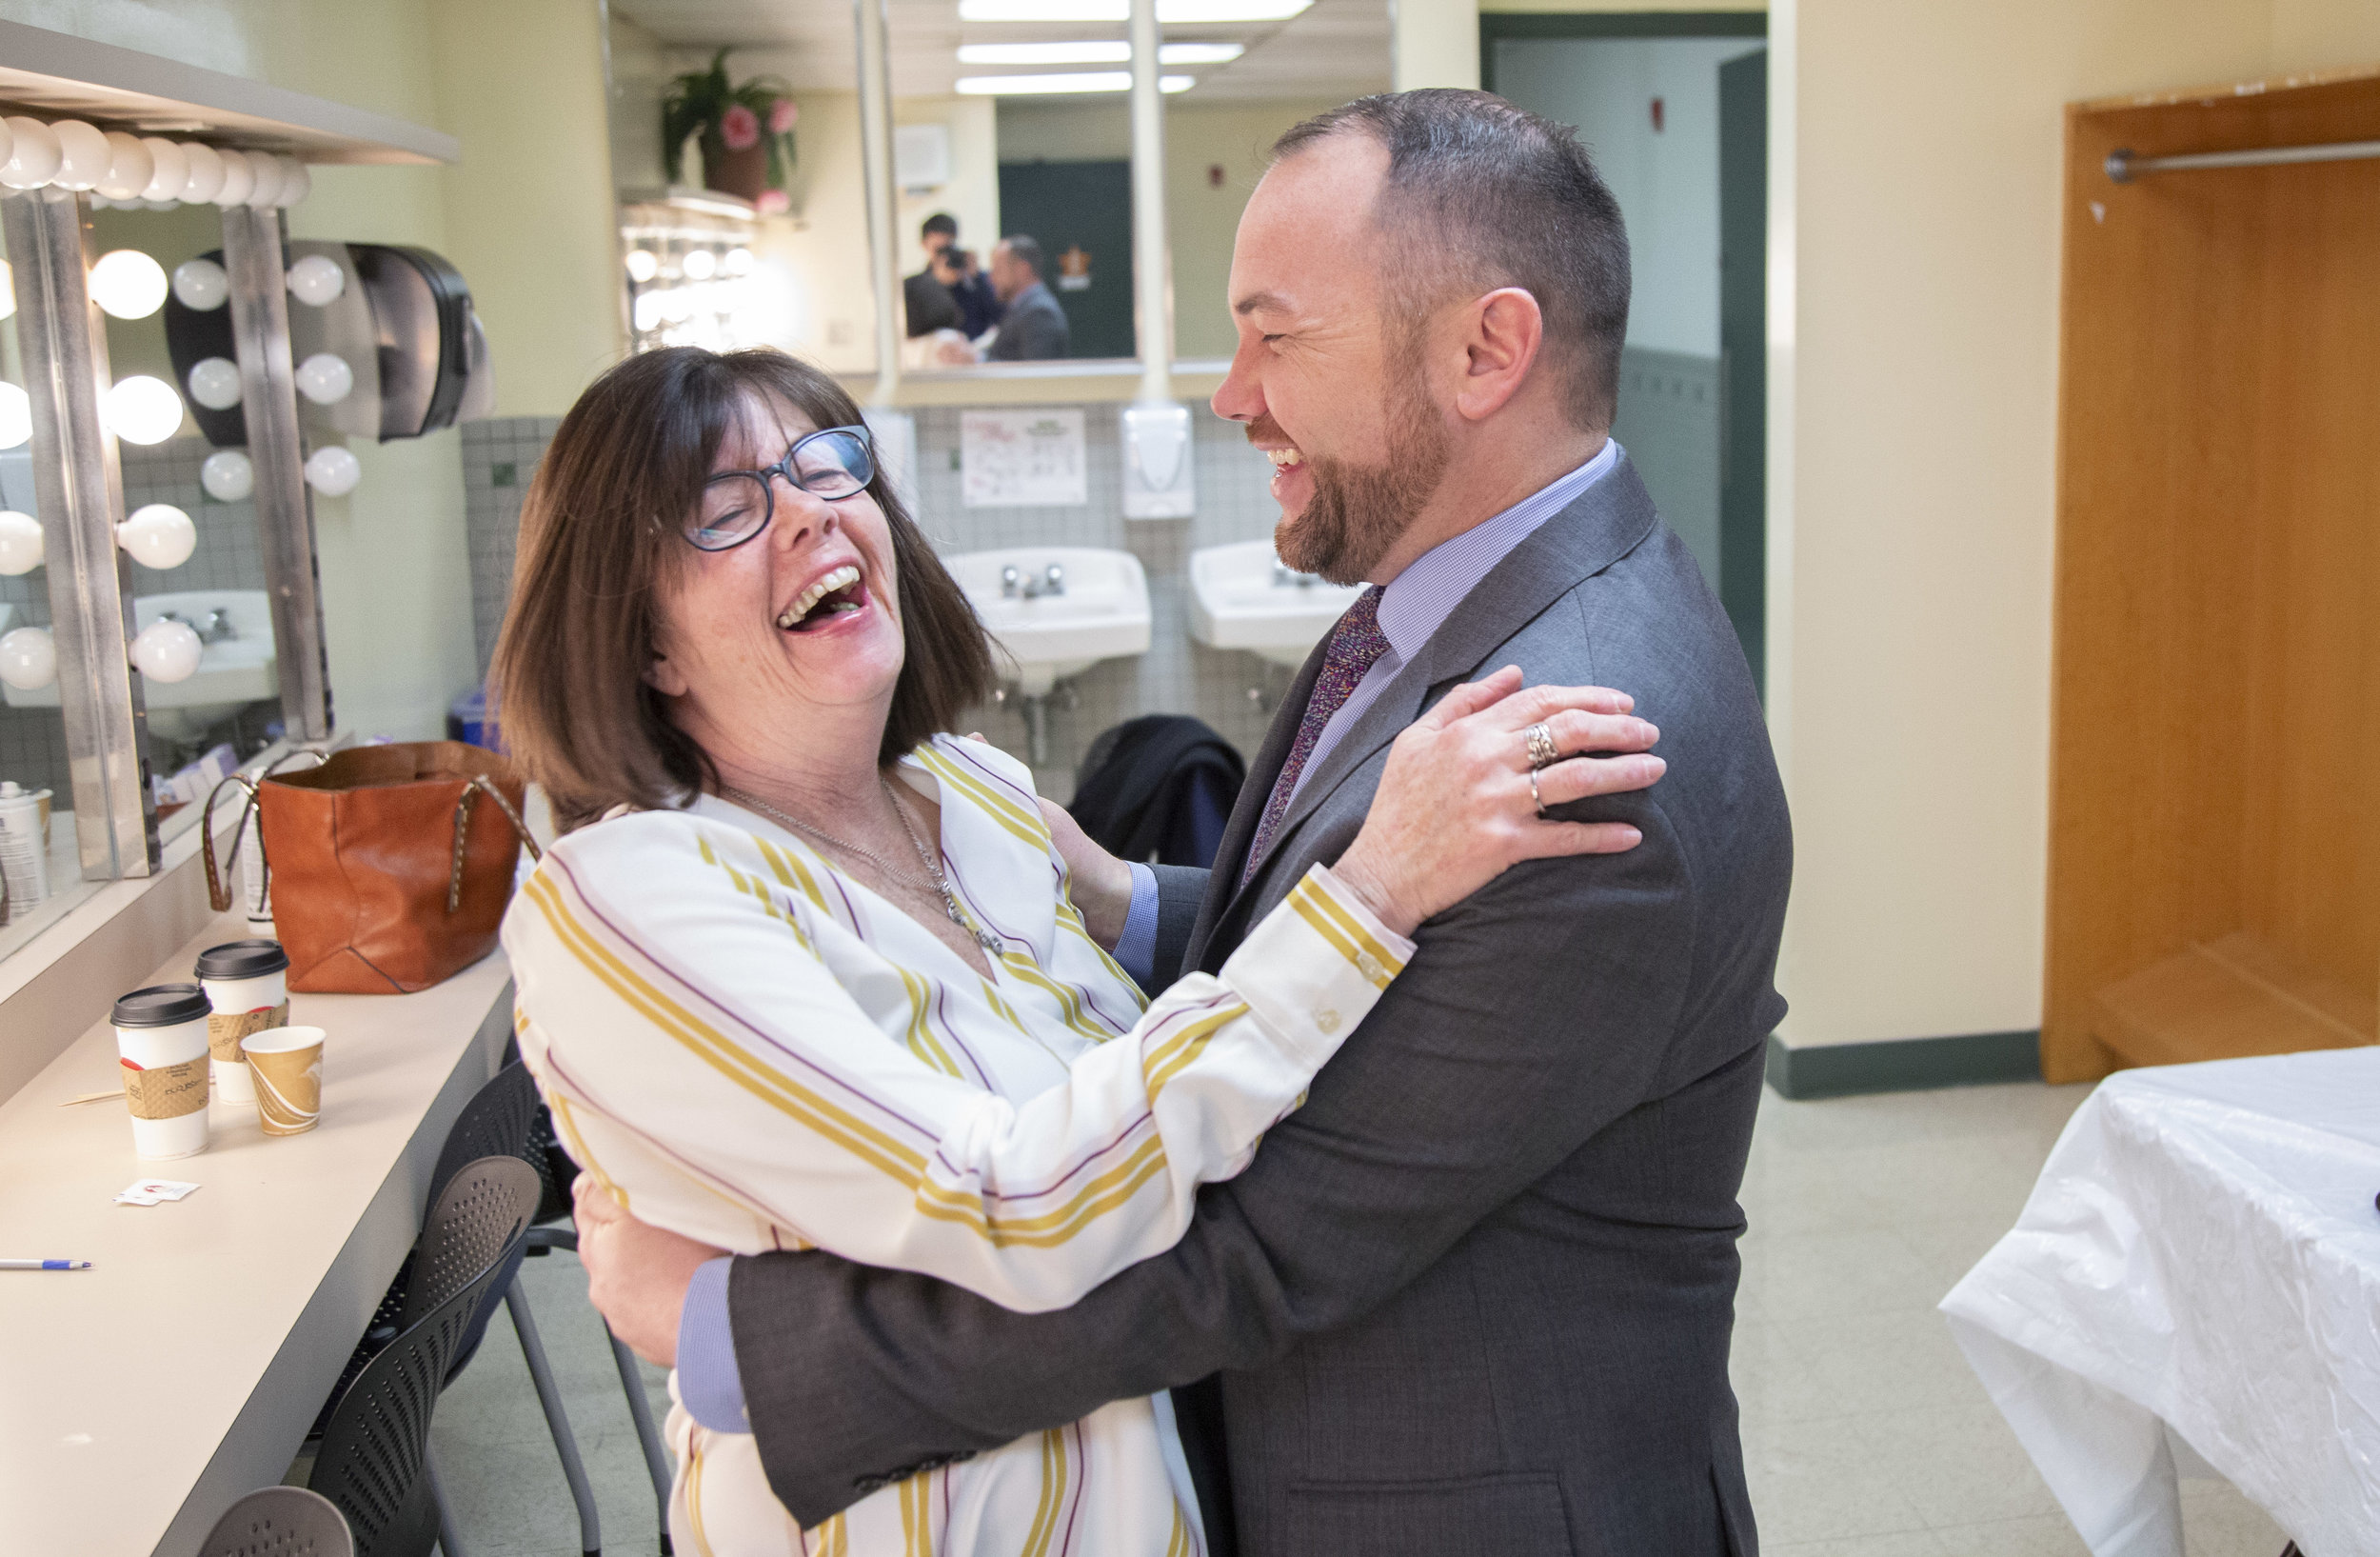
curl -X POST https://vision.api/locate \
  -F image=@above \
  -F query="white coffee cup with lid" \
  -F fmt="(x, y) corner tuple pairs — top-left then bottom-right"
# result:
(112, 984), (212, 1159)
(195, 938), (289, 1108)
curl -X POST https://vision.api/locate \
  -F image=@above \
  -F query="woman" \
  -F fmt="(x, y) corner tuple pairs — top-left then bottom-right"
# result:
(491, 348), (1664, 1556)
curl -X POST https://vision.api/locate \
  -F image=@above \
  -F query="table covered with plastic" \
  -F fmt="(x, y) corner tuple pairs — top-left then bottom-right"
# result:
(1940, 1048), (2380, 1556)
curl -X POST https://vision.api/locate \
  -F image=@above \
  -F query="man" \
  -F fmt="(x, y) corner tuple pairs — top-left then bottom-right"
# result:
(580, 90), (1790, 1555)
(903, 212), (1002, 341)
(982, 233), (1070, 361)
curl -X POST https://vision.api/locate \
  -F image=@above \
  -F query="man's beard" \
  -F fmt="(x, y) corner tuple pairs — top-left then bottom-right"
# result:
(1260, 369), (1450, 586)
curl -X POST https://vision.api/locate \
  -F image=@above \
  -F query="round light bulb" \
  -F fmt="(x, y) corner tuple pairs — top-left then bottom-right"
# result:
(178, 143), (225, 205)
(0, 117), (61, 190)
(171, 257), (229, 311)
(724, 247), (755, 276)
(0, 259), (12, 321)
(104, 375), (185, 445)
(286, 254), (345, 307)
(0, 509), (41, 575)
(129, 618), (202, 683)
(274, 157), (310, 207)
(631, 291), (664, 333)
(117, 503), (196, 569)
(49, 120), (109, 191)
(200, 449), (254, 503)
(186, 356), (242, 411)
(211, 148), (255, 208)
(138, 136), (187, 202)
(89, 249), (169, 320)
(625, 249), (659, 284)
(683, 248), (718, 280)
(294, 352), (354, 405)
(0, 626), (56, 691)
(93, 131), (153, 201)
(304, 445), (362, 497)
(242, 150), (284, 208)
(0, 382), (30, 449)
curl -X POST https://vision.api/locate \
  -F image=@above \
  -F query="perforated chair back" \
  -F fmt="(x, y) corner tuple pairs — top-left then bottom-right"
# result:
(309, 1250), (510, 1557)
(399, 1153), (537, 1327)
(197, 1487), (355, 1557)
(425, 1060), (540, 1208)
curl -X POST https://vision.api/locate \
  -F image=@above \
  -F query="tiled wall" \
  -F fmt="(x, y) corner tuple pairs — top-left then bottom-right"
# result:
(0, 437), (269, 802)
(462, 416), (562, 687)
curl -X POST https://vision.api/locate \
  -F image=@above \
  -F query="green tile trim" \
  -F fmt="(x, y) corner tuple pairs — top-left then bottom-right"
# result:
(1765, 1030), (2041, 1100)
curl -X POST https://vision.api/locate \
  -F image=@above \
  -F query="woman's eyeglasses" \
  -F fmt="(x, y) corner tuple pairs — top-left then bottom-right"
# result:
(684, 425), (875, 550)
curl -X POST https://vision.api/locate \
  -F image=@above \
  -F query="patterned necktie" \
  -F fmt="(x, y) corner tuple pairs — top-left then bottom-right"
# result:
(1241, 585), (1389, 886)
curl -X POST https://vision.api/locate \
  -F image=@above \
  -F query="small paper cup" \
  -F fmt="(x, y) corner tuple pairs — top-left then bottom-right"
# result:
(243, 1025), (324, 1137)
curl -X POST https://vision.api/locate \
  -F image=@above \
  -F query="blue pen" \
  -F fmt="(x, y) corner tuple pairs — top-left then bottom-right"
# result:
(0, 1259), (92, 1270)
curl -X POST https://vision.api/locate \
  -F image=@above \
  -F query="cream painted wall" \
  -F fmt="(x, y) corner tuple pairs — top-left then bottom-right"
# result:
(1395, 0), (1480, 90)
(1769, 0), (2379, 1048)
(1166, 99), (1346, 359)
(897, 96), (1001, 275)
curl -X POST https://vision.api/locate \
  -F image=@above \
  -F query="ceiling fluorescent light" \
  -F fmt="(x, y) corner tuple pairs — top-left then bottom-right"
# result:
(954, 70), (1198, 94)
(1160, 41), (1243, 63)
(960, 0), (1309, 22)
(956, 70), (1135, 93)
(959, 41), (1131, 65)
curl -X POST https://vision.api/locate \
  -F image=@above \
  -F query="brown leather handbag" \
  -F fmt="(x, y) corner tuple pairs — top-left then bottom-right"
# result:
(209, 742), (540, 994)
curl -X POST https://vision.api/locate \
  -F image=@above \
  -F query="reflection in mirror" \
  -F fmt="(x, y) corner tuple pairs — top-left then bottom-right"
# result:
(0, 213), (100, 954)
(83, 203), (287, 848)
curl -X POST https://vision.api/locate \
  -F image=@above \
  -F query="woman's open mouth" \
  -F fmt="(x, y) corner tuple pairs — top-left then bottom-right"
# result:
(776, 565), (867, 632)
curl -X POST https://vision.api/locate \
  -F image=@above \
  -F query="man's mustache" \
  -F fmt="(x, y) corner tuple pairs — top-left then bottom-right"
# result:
(1245, 414), (1290, 449)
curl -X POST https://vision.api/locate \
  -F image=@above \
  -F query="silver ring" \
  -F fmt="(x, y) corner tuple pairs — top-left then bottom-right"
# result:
(1523, 721), (1559, 770)
(1529, 767), (1547, 818)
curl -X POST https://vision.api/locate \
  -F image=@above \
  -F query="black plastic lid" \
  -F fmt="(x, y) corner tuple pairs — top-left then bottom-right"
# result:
(195, 938), (289, 981)
(111, 983), (212, 1028)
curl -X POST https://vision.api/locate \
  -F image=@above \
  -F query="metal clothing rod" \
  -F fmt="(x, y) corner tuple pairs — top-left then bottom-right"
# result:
(2106, 138), (2380, 182)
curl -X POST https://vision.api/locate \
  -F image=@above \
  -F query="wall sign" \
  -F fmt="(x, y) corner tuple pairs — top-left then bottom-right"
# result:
(961, 409), (1088, 508)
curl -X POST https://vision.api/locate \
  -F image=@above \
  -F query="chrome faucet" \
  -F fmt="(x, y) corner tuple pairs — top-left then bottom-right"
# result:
(155, 608), (237, 645)
(1271, 562), (1319, 589)
(1001, 563), (1068, 600)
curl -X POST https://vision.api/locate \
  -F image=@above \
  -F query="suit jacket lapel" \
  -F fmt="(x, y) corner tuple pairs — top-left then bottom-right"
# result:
(1184, 633), (1331, 968)
(1223, 453), (1664, 927)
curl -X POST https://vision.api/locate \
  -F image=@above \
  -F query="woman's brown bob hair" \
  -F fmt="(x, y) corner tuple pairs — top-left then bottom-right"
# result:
(491, 347), (995, 831)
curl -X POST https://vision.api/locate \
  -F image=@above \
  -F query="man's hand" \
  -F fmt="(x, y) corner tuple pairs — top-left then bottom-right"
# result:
(1040, 797), (1134, 950)
(572, 1173), (725, 1367)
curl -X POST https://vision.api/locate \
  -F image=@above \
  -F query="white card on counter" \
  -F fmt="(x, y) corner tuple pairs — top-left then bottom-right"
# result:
(116, 1178), (200, 1206)
(961, 409), (1088, 509)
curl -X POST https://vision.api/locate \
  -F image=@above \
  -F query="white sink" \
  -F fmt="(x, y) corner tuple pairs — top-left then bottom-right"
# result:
(945, 547), (1152, 696)
(4, 589), (278, 742)
(1188, 539), (1366, 669)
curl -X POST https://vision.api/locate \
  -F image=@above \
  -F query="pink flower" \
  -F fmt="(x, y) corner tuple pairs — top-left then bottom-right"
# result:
(768, 99), (799, 135)
(720, 103), (760, 150)
(755, 189), (790, 215)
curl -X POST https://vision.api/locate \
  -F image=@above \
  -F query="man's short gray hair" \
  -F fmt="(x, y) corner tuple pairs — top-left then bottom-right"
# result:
(1273, 90), (1632, 432)
(1001, 234), (1047, 282)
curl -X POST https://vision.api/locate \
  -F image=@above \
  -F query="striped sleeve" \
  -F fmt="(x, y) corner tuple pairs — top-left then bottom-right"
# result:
(501, 813), (1412, 1313)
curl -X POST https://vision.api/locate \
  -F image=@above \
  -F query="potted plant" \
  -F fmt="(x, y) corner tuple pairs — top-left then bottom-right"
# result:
(663, 48), (799, 214)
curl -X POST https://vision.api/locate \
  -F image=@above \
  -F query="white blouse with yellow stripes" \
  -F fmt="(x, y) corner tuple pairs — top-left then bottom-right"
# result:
(500, 733), (1413, 1557)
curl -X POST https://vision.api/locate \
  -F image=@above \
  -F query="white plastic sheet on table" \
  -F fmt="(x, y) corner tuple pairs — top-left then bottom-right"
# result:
(1940, 1048), (2380, 1557)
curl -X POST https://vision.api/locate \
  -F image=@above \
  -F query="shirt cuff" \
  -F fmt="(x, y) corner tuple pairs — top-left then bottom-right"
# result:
(1116, 862), (1160, 988)
(676, 1255), (749, 1432)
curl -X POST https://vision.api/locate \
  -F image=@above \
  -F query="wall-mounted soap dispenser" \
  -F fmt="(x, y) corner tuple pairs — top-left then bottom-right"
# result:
(1121, 401), (1195, 520)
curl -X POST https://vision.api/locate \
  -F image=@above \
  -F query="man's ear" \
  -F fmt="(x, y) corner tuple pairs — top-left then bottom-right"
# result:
(644, 651), (687, 698)
(1452, 286), (1545, 423)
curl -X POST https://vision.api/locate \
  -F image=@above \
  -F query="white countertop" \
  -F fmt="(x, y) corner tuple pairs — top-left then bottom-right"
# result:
(0, 908), (514, 1555)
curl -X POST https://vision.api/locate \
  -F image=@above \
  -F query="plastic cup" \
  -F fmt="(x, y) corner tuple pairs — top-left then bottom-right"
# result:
(244, 1025), (324, 1136)
(112, 984), (213, 1159)
(195, 938), (289, 1108)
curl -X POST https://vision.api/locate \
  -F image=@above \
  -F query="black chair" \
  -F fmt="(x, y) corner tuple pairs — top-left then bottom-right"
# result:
(309, 1157), (533, 1557)
(197, 1487), (354, 1557)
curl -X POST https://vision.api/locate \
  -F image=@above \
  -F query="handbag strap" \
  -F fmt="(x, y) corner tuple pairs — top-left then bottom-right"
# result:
(201, 773), (264, 914)
(199, 749), (334, 913)
(449, 776), (543, 913)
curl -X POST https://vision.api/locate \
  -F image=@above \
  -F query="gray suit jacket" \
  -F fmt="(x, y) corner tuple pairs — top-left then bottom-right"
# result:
(727, 454), (1792, 1555)
(983, 281), (1069, 361)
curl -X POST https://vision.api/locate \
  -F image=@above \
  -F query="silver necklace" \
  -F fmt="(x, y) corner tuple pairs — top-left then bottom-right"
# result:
(723, 781), (1003, 955)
